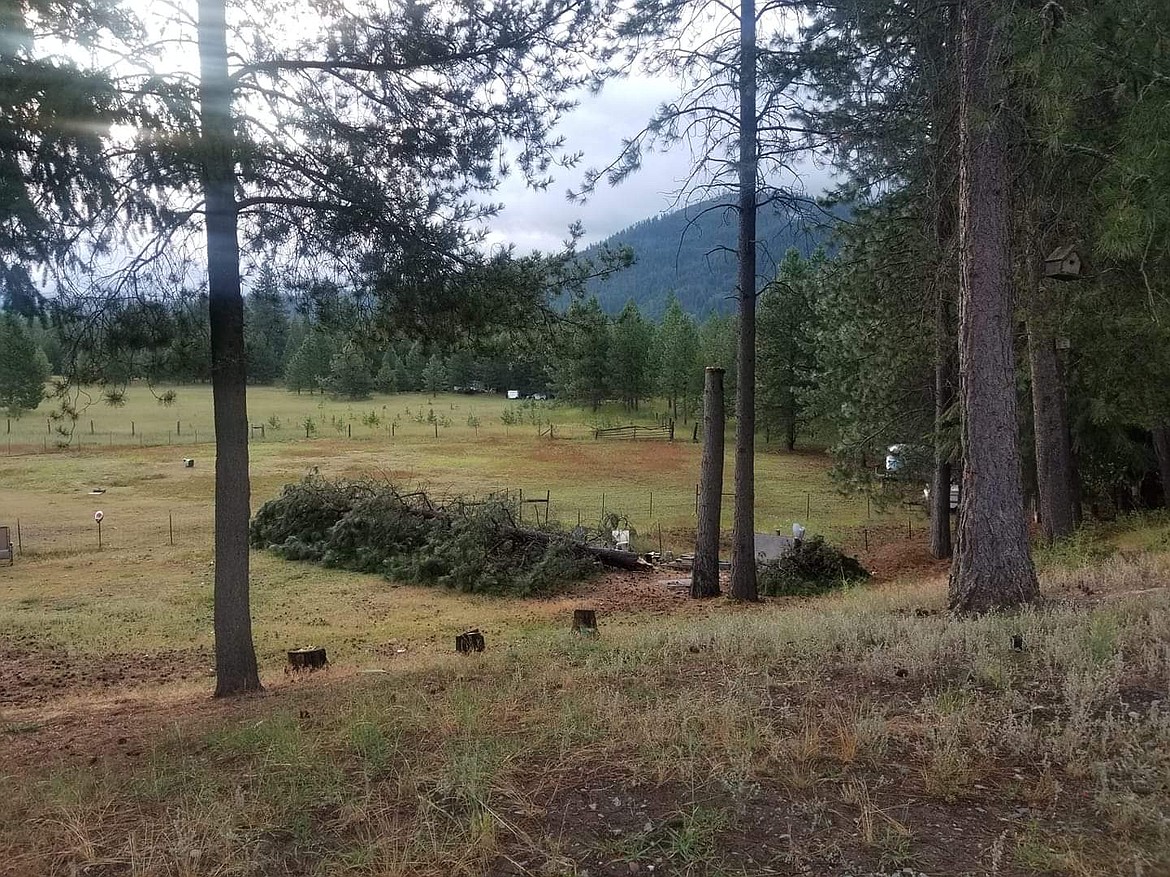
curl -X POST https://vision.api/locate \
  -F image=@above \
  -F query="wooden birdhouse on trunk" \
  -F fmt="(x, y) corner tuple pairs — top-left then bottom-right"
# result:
(1044, 245), (1083, 281)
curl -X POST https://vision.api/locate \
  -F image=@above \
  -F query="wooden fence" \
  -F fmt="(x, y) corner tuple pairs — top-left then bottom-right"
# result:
(592, 422), (674, 441)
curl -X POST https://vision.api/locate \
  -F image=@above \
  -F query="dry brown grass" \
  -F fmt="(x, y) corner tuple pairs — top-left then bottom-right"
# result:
(1, 549), (1168, 876)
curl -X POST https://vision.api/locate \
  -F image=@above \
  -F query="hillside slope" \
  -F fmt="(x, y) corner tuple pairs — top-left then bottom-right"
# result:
(585, 197), (837, 319)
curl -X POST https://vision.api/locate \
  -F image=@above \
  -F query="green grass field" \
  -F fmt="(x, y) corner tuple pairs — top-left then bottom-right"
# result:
(2, 384), (916, 555)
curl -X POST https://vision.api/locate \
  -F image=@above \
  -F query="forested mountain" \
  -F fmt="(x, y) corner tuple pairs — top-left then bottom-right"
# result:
(585, 198), (836, 318)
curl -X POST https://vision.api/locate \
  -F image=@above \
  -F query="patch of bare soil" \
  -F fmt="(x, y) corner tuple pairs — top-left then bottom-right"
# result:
(0, 635), (212, 709)
(0, 667), (338, 775)
(547, 569), (699, 615)
(860, 532), (950, 583)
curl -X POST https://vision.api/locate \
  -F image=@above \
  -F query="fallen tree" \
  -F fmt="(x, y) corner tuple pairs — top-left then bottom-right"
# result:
(250, 478), (650, 596)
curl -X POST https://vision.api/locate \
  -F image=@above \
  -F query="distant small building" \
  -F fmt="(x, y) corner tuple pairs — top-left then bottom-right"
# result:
(506, 389), (520, 400)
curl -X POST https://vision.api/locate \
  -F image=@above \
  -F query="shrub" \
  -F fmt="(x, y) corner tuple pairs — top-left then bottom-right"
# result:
(249, 479), (362, 556)
(758, 535), (870, 597)
(250, 479), (596, 596)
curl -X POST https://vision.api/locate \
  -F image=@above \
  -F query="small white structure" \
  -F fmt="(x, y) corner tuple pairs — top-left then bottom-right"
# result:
(506, 389), (520, 400)
(612, 529), (631, 551)
(923, 484), (961, 511)
(885, 444), (907, 472)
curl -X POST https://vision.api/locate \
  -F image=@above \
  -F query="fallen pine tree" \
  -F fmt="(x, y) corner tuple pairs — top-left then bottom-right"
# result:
(250, 478), (650, 596)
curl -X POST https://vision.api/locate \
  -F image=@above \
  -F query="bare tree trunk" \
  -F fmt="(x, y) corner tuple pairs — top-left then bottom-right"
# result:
(692, 367), (725, 598)
(729, 0), (758, 602)
(926, 0), (957, 561)
(1027, 268), (1078, 543)
(198, 0), (261, 696)
(948, 0), (1038, 613)
(929, 191), (956, 561)
(1153, 423), (1170, 507)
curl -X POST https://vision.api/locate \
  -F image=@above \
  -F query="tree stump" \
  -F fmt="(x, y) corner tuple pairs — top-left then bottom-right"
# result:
(456, 629), (485, 654)
(572, 609), (599, 637)
(287, 647), (328, 671)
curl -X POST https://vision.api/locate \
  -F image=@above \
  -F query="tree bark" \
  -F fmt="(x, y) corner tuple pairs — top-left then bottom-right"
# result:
(1153, 423), (1170, 507)
(692, 366), (725, 598)
(198, 0), (261, 696)
(729, 0), (758, 602)
(948, 0), (1039, 613)
(930, 253), (955, 560)
(1027, 268), (1078, 543)
(926, 0), (957, 561)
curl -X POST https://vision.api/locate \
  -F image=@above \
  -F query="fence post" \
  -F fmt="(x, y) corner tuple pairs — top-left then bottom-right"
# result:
(169, 512), (174, 546)
(806, 492), (811, 520)
(16, 519), (21, 553)
(648, 490), (653, 523)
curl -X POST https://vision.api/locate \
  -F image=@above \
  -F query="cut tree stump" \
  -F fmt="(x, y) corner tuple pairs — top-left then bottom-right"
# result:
(456, 629), (485, 654)
(571, 609), (599, 637)
(287, 647), (328, 671)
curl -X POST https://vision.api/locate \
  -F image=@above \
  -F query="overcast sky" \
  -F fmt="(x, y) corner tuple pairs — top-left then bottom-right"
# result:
(485, 76), (836, 255)
(483, 75), (695, 254)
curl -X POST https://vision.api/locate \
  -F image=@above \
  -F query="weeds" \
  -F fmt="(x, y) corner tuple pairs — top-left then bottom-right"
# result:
(5, 551), (1170, 874)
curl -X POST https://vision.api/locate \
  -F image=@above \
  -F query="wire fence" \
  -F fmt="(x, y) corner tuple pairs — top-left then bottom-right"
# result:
(3, 482), (926, 562)
(2, 414), (660, 456)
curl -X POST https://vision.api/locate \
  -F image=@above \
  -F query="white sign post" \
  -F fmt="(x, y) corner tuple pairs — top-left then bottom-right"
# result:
(94, 510), (104, 550)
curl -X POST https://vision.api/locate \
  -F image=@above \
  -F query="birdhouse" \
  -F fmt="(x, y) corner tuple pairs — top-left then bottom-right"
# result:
(1044, 245), (1083, 281)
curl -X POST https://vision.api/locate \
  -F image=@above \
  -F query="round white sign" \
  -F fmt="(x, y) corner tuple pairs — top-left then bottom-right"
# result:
(94, 510), (104, 522)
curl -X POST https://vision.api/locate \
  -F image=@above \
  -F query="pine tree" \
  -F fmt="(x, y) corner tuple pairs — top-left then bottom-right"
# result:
(557, 297), (611, 411)
(0, 0), (129, 314)
(244, 265), (289, 384)
(401, 342), (426, 392)
(948, 0), (1038, 611)
(610, 301), (655, 410)
(284, 332), (333, 394)
(0, 314), (49, 416)
(757, 249), (819, 451)
(375, 350), (401, 393)
(422, 353), (448, 395)
(325, 343), (374, 400)
(656, 294), (701, 421)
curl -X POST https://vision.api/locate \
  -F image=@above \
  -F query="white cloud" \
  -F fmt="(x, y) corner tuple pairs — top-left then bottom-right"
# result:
(484, 76), (700, 254)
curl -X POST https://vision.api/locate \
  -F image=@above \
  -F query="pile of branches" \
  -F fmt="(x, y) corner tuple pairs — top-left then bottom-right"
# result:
(250, 478), (647, 596)
(757, 535), (871, 598)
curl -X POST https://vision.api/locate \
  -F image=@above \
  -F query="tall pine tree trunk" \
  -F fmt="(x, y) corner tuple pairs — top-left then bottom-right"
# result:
(730, 0), (758, 602)
(948, 0), (1038, 612)
(926, 0), (957, 561)
(1153, 423), (1170, 507)
(692, 367), (725, 598)
(1027, 265), (1078, 543)
(930, 290), (954, 558)
(198, 0), (261, 696)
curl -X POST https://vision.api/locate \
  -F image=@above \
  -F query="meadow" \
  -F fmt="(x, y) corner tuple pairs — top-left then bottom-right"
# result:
(2, 384), (1169, 875)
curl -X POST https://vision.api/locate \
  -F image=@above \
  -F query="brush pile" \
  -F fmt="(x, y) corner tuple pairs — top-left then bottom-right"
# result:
(757, 534), (870, 597)
(250, 478), (648, 596)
